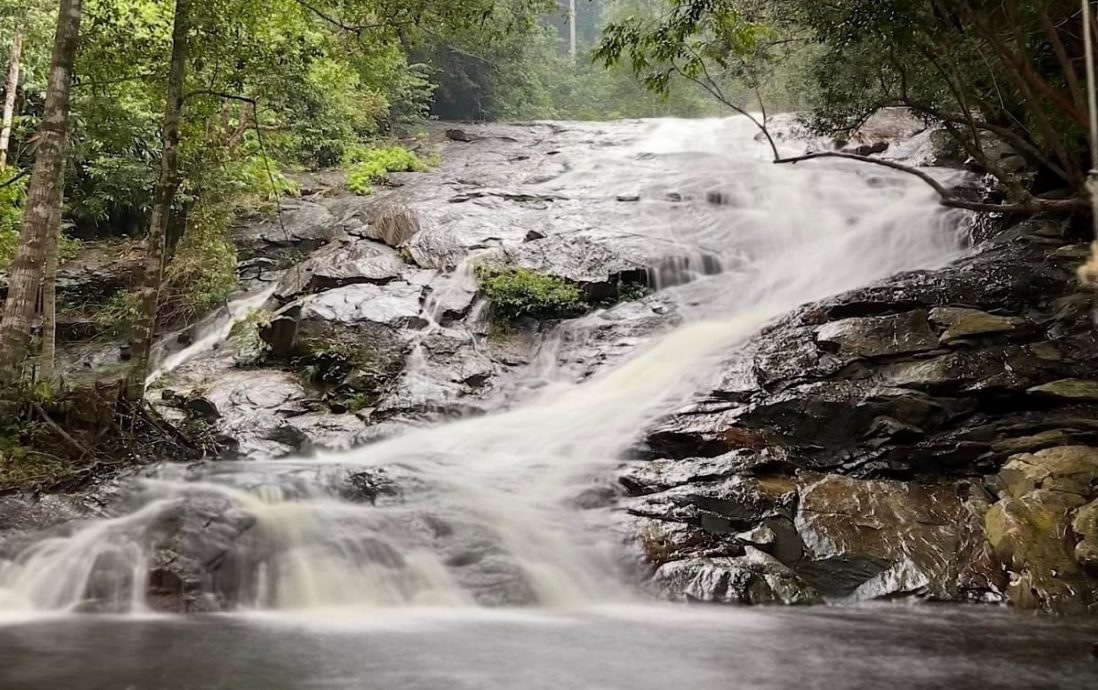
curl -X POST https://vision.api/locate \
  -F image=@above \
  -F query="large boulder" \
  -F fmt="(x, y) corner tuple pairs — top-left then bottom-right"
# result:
(984, 446), (1098, 614)
(274, 237), (409, 300)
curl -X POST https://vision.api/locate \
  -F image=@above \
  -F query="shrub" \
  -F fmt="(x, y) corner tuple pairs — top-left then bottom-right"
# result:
(162, 201), (239, 325)
(475, 265), (588, 322)
(0, 381), (56, 483)
(345, 145), (430, 196)
(94, 290), (143, 337)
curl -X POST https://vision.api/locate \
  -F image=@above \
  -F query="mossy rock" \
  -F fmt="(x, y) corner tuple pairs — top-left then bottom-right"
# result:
(475, 266), (588, 322)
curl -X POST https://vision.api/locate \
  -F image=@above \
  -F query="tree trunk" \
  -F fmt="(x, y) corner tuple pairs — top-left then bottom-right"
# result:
(125, 0), (191, 400)
(0, 0), (82, 384)
(569, 0), (577, 57)
(0, 32), (23, 170)
(38, 159), (65, 384)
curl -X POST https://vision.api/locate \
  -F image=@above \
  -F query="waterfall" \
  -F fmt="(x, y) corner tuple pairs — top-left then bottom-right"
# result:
(145, 283), (280, 388)
(0, 117), (967, 617)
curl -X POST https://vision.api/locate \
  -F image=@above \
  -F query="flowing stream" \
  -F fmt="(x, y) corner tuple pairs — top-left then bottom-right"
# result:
(2, 118), (970, 617)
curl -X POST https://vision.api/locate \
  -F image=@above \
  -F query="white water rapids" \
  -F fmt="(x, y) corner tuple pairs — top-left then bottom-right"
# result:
(0, 117), (968, 618)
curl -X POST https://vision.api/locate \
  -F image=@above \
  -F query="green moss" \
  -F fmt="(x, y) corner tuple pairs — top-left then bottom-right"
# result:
(475, 265), (587, 322)
(345, 145), (431, 196)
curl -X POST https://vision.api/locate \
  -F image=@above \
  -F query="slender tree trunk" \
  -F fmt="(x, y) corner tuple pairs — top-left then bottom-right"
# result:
(569, 0), (577, 57)
(0, 0), (82, 384)
(0, 32), (23, 170)
(125, 0), (191, 400)
(39, 159), (65, 384)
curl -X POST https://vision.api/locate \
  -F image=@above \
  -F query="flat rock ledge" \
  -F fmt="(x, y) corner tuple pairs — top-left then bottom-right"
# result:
(628, 219), (1098, 613)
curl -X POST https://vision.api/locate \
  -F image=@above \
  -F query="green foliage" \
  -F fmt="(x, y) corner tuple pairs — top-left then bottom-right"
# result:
(475, 265), (587, 322)
(0, 168), (27, 269)
(596, 0), (785, 118)
(345, 145), (431, 196)
(615, 279), (650, 303)
(224, 152), (301, 208)
(0, 380), (55, 478)
(162, 201), (239, 325)
(298, 340), (359, 385)
(329, 392), (371, 414)
(95, 290), (143, 337)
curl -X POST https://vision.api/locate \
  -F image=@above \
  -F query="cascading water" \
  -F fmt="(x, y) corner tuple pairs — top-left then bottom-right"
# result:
(146, 283), (281, 387)
(0, 117), (968, 617)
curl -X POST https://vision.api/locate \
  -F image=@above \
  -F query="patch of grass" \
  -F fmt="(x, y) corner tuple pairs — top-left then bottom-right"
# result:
(475, 265), (588, 322)
(345, 145), (431, 196)
(328, 392), (372, 414)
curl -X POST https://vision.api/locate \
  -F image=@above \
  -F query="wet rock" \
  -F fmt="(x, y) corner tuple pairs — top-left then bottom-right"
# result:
(1073, 500), (1098, 575)
(342, 469), (399, 505)
(652, 549), (822, 605)
(361, 204), (423, 250)
(183, 396), (221, 421)
(505, 234), (653, 288)
(144, 496), (261, 613)
(795, 475), (998, 601)
(199, 371), (315, 458)
(284, 413), (368, 451)
(816, 310), (938, 359)
(928, 306), (1027, 345)
(1028, 379), (1098, 403)
(984, 447), (1098, 613)
(233, 201), (339, 260)
(446, 128), (477, 143)
(274, 238), (407, 299)
(263, 282), (424, 395)
(297, 282), (425, 328)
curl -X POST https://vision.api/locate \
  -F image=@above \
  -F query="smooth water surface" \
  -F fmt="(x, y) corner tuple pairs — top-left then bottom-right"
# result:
(1, 605), (1096, 689)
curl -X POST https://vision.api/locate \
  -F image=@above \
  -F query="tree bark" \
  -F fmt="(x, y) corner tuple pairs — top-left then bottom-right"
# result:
(0, 32), (23, 170)
(0, 0), (82, 383)
(38, 159), (65, 384)
(125, 0), (191, 400)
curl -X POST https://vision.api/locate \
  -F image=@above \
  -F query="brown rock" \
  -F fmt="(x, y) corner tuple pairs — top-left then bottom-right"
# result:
(816, 310), (938, 359)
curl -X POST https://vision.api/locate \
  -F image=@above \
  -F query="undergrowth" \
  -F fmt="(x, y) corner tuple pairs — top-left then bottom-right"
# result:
(345, 145), (431, 196)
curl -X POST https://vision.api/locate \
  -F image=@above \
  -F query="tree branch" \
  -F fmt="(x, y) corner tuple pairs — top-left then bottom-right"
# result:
(773, 150), (1087, 214)
(0, 169), (29, 190)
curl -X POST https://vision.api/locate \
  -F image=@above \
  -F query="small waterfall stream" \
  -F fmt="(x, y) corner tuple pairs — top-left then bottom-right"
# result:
(0, 117), (969, 617)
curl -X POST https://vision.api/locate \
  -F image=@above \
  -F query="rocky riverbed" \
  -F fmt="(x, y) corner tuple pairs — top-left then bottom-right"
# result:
(2, 115), (1097, 616)
(630, 218), (1098, 613)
